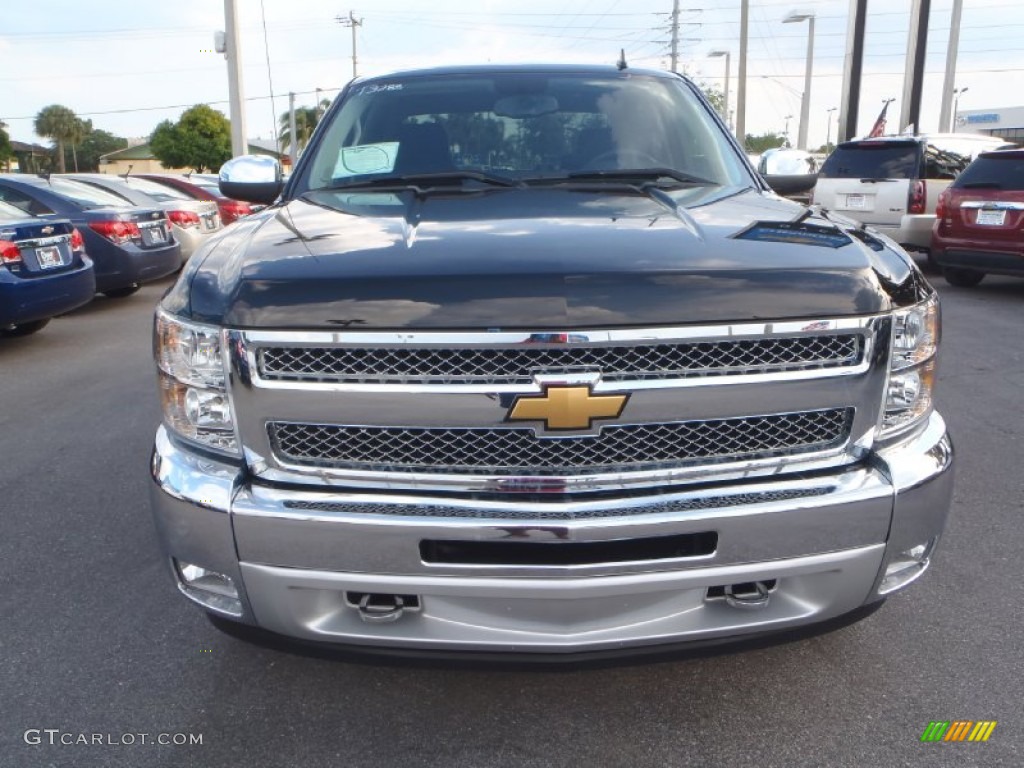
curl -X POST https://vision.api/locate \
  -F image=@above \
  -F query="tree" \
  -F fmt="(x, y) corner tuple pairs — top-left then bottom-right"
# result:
(150, 104), (232, 173)
(698, 83), (726, 121)
(0, 122), (12, 172)
(744, 132), (787, 154)
(34, 104), (82, 173)
(70, 126), (128, 172)
(278, 100), (330, 156)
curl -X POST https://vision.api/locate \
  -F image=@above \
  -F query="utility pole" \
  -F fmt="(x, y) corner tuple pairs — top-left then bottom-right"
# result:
(826, 106), (837, 151)
(736, 0), (748, 147)
(337, 11), (363, 80)
(938, 0), (963, 132)
(288, 92), (298, 170)
(223, 0), (247, 158)
(838, 0), (868, 142)
(898, 0), (931, 134)
(670, 0), (680, 73)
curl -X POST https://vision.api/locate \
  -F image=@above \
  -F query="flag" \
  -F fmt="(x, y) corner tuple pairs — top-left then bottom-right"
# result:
(867, 101), (891, 138)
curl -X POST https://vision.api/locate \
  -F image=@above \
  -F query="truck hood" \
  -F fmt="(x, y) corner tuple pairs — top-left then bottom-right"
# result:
(181, 185), (917, 329)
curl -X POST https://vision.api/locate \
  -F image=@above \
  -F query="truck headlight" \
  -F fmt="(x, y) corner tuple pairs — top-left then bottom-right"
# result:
(155, 310), (239, 455)
(880, 297), (939, 439)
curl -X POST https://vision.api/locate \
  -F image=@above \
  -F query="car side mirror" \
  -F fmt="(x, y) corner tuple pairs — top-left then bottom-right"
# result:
(219, 155), (283, 205)
(758, 150), (819, 199)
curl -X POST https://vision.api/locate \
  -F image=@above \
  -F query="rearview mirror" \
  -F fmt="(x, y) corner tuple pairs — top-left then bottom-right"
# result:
(493, 94), (559, 119)
(219, 155), (283, 205)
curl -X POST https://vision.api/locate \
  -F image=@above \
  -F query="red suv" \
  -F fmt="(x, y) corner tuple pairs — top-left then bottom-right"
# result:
(932, 149), (1024, 287)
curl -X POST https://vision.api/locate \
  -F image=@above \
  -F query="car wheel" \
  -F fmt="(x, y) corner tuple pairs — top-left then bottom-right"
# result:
(943, 267), (984, 288)
(103, 284), (141, 299)
(1, 319), (50, 337)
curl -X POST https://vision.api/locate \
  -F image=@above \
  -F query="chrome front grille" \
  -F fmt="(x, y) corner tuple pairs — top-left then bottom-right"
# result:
(257, 334), (862, 385)
(268, 408), (853, 475)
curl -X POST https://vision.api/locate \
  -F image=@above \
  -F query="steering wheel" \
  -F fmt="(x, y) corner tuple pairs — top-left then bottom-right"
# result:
(582, 149), (663, 170)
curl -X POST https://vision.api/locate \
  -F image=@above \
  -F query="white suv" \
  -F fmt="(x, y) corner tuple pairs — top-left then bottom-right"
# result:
(813, 133), (1012, 256)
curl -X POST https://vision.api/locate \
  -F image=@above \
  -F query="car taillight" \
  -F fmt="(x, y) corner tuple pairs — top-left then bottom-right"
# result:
(88, 219), (141, 245)
(220, 201), (251, 222)
(0, 240), (22, 265)
(70, 227), (85, 252)
(167, 210), (201, 228)
(909, 180), (927, 215)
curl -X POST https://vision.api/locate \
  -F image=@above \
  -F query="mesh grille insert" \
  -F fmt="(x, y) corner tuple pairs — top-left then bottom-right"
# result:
(257, 334), (862, 384)
(268, 408), (852, 475)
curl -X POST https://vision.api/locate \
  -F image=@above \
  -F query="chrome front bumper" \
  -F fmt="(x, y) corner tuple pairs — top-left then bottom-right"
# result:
(149, 413), (953, 653)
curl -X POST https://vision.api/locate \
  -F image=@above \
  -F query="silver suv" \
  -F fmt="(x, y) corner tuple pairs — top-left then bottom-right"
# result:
(813, 133), (1011, 257)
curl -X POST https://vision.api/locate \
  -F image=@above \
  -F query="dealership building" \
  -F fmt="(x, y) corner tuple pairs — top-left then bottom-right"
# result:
(955, 106), (1024, 145)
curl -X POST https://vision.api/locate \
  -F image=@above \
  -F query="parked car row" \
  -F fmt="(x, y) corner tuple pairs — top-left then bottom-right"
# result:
(770, 132), (1023, 289)
(0, 172), (253, 339)
(809, 133), (1015, 262)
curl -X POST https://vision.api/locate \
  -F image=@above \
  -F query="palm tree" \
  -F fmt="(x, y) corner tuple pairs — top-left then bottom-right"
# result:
(278, 100), (330, 157)
(34, 104), (82, 174)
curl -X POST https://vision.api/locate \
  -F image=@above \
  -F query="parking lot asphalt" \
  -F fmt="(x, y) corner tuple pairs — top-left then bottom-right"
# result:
(1, 270), (1022, 768)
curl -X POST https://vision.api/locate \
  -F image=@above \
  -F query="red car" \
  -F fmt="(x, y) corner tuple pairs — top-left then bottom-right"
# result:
(138, 174), (254, 225)
(932, 149), (1024, 287)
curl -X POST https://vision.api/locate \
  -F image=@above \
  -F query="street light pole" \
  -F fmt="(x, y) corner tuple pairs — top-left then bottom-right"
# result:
(736, 0), (749, 146)
(708, 50), (731, 133)
(223, 0), (247, 158)
(784, 115), (793, 145)
(825, 107), (837, 152)
(952, 87), (968, 132)
(783, 11), (815, 150)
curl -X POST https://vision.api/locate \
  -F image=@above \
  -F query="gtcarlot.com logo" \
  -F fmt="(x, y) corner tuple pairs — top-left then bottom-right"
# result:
(920, 720), (997, 742)
(24, 729), (203, 747)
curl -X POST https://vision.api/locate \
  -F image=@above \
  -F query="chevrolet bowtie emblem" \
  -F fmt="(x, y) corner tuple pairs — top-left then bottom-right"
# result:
(507, 385), (629, 431)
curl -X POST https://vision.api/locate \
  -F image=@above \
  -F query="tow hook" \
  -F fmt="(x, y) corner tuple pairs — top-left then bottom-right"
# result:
(724, 581), (773, 610)
(355, 593), (410, 624)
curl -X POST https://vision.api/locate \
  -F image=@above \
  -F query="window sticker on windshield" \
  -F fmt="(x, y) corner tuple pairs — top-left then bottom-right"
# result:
(356, 83), (403, 96)
(333, 142), (399, 178)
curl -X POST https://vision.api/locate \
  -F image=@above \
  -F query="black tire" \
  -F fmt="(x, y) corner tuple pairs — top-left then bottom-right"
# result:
(943, 267), (985, 288)
(1, 318), (50, 337)
(103, 284), (140, 299)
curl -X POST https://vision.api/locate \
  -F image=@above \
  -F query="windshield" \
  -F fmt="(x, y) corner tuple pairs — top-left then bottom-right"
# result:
(819, 142), (921, 180)
(301, 72), (749, 191)
(41, 177), (134, 209)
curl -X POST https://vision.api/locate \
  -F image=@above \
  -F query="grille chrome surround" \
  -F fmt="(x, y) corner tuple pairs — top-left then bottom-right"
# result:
(257, 334), (863, 385)
(268, 409), (853, 476)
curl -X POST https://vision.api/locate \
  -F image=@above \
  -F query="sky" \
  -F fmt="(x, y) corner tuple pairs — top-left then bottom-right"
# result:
(2, 0), (1022, 151)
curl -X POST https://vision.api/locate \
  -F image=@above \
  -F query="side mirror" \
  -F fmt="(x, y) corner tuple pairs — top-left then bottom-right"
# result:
(758, 149), (819, 199)
(219, 155), (283, 205)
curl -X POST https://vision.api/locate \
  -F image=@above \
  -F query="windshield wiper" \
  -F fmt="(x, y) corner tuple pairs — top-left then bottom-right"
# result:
(960, 181), (1002, 189)
(525, 168), (715, 189)
(323, 170), (521, 191)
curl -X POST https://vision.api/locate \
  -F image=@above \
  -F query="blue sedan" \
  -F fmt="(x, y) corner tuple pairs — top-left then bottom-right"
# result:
(0, 200), (96, 337)
(0, 175), (181, 298)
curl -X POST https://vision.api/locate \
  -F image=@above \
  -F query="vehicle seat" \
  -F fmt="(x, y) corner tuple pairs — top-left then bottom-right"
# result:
(393, 123), (455, 175)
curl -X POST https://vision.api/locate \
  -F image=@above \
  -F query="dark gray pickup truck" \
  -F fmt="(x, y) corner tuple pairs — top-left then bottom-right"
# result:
(149, 64), (952, 657)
